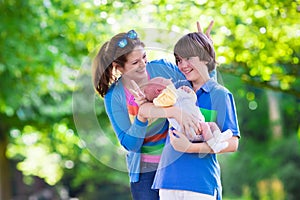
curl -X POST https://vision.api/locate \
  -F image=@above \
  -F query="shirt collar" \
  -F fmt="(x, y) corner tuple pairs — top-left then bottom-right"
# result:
(198, 79), (217, 93)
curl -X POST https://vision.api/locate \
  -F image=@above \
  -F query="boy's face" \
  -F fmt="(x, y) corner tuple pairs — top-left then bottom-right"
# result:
(176, 56), (208, 82)
(143, 77), (172, 101)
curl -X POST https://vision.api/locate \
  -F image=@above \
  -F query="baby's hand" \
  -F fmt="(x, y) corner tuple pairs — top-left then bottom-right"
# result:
(130, 80), (147, 106)
(179, 86), (193, 93)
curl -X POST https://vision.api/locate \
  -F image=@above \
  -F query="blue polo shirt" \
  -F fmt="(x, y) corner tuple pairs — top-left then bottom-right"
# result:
(152, 79), (240, 200)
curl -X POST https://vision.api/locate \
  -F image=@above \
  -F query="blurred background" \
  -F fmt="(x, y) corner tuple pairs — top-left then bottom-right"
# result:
(1, 0), (300, 199)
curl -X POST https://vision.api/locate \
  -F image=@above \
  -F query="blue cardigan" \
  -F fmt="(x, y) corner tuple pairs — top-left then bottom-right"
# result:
(104, 59), (187, 182)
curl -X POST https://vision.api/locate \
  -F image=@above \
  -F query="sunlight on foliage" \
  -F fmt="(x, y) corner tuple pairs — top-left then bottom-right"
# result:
(17, 146), (63, 185)
(7, 122), (82, 185)
(257, 178), (285, 200)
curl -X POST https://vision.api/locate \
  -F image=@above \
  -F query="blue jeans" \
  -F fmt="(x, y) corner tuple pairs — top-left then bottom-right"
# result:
(130, 170), (159, 200)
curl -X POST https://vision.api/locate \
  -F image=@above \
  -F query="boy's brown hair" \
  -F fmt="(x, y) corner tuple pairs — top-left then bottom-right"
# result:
(174, 32), (216, 73)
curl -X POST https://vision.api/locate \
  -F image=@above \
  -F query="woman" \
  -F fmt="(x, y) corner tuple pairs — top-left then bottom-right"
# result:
(92, 29), (200, 199)
(151, 31), (240, 200)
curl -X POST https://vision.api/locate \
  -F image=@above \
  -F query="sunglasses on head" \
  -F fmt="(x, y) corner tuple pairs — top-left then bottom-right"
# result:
(117, 30), (138, 48)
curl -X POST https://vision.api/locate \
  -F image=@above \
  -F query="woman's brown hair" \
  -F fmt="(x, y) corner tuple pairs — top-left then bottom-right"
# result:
(92, 31), (144, 97)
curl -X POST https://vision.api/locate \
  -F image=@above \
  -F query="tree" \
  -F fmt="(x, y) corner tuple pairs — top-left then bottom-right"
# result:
(0, 0), (99, 198)
(1, 0), (299, 199)
(0, 0), (135, 198)
(148, 0), (300, 97)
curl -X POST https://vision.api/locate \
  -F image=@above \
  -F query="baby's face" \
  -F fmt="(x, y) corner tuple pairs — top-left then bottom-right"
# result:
(143, 77), (172, 101)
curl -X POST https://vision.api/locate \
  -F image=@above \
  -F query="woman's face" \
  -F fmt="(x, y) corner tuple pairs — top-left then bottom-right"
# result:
(119, 46), (147, 82)
(176, 56), (208, 82)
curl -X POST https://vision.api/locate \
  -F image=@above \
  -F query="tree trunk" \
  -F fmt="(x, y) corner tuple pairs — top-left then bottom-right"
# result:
(267, 90), (283, 139)
(0, 131), (11, 200)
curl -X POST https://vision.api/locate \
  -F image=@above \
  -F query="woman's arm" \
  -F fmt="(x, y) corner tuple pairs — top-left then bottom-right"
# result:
(104, 90), (147, 152)
(139, 102), (180, 119)
(139, 102), (201, 136)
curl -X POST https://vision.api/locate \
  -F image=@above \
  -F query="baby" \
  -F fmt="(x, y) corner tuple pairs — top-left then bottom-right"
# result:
(143, 77), (232, 153)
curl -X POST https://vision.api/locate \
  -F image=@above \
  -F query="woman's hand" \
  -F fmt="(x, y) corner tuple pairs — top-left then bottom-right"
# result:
(197, 20), (214, 43)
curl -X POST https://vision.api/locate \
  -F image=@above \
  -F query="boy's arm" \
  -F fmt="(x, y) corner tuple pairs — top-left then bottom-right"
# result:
(169, 130), (212, 153)
(170, 129), (239, 154)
